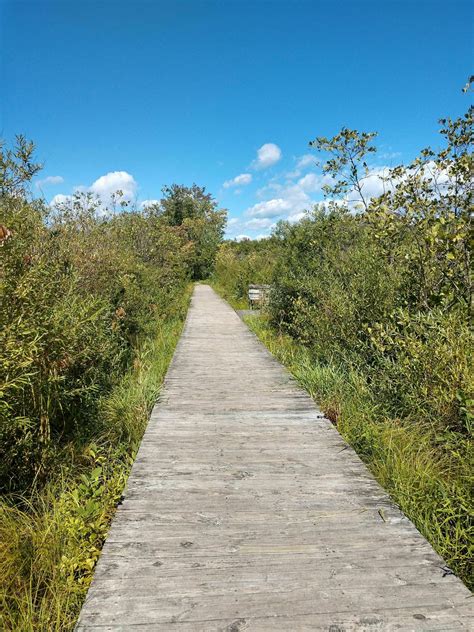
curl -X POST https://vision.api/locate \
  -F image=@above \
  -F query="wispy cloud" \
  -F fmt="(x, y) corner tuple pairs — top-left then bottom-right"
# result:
(297, 172), (334, 192)
(223, 173), (252, 188)
(285, 154), (316, 179)
(36, 175), (64, 188)
(296, 154), (315, 170)
(244, 217), (275, 229)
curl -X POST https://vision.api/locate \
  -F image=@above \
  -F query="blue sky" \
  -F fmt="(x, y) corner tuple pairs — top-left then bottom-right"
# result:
(1, 0), (472, 238)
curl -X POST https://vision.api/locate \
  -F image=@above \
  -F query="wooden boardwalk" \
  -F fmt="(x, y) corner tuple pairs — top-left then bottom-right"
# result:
(76, 285), (472, 631)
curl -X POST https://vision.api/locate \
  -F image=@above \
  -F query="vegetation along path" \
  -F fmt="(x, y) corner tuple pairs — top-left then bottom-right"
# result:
(76, 285), (472, 631)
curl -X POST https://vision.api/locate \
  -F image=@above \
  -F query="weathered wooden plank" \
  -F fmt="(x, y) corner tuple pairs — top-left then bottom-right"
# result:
(76, 285), (472, 630)
(77, 585), (469, 624)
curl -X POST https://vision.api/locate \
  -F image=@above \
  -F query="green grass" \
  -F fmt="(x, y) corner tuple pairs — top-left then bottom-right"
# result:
(0, 288), (191, 631)
(244, 313), (473, 591)
(209, 281), (249, 310)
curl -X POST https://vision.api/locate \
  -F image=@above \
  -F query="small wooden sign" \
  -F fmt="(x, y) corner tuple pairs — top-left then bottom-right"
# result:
(248, 284), (271, 308)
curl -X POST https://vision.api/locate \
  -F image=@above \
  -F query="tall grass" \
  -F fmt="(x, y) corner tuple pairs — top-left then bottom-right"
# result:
(244, 314), (473, 590)
(0, 289), (191, 631)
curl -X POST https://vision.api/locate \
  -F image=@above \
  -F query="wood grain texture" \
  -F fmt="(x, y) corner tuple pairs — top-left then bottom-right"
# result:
(76, 285), (473, 631)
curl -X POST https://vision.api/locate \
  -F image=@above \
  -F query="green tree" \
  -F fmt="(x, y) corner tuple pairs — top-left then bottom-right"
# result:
(309, 127), (378, 210)
(0, 135), (42, 197)
(368, 107), (473, 314)
(159, 184), (227, 279)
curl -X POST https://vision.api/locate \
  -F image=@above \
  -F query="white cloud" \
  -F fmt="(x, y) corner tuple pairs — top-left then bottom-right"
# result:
(355, 167), (390, 203)
(234, 155), (455, 241)
(90, 171), (137, 204)
(140, 199), (160, 209)
(223, 173), (252, 188)
(288, 210), (310, 223)
(246, 175), (316, 224)
(49, 171), (139, 211)
(234, 234), (252, 242)
(224, 217), (243, 239)
(252, 143), (282, 169)
(49, 193), (72, 206)
(227, 165), (325, 239)
(244, 217), (275, 230)
(255, 180), (281, 199)
(297, 172), (335, 193)
(246, 198), (293, 219)
(286, 155), (317, 179)
(350, 161), (453, 208)
(297, 173), (319, 191)
(296, 154), (315, 170)
(36, 175), (64, 188)
(297, 173), (320, 192)
(379, 151), (402, 161)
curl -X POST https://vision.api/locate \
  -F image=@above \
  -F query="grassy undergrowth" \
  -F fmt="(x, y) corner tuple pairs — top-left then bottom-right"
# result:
(244, 313), (473, 591)
(210, 281), (249, 310)
(0, 288), (191, 631)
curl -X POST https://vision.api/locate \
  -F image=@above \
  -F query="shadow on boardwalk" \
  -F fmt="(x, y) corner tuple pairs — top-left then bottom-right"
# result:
(76, 285), (472, 631)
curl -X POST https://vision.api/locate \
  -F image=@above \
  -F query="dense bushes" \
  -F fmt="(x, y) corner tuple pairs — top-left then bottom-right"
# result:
(268, 109), (472, 436)
(0, 303), (190, 630)
(269, 212), (472, 436)
(213, 237), (278, 306)
(213, 108), (473, 586)
(1, 153), (226, 493)
(0, 137), (225, 628)
(1, 195), (187, 491)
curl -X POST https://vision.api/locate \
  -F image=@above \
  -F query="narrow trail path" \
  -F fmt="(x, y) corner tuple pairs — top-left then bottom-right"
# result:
(77, 285), (472, 631)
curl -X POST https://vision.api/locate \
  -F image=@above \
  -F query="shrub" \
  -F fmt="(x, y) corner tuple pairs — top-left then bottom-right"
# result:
(213, 238), (279, 305)
(0, 139), (224, 493)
